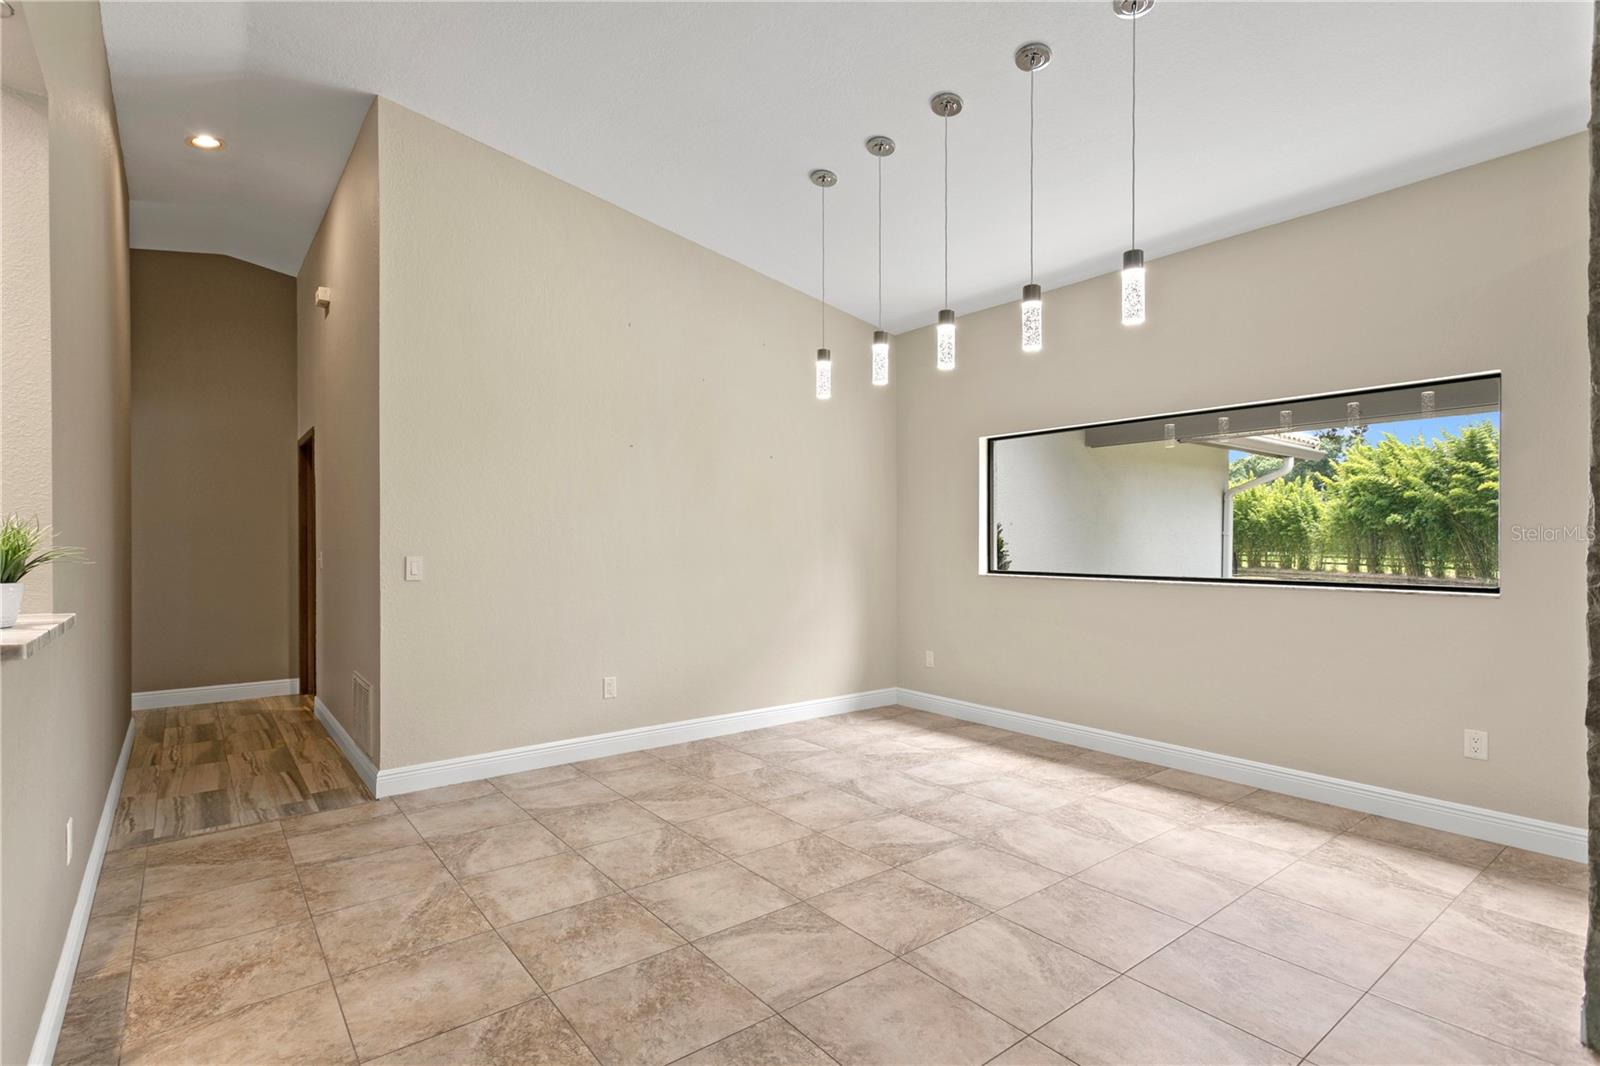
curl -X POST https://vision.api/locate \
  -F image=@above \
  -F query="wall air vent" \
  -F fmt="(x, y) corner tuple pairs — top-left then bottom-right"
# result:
(351, 671), (375, 755)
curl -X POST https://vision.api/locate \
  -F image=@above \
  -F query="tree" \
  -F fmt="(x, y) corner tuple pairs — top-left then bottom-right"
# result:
(1441, 423), (1499, 578)
(1231, 474), (1323, 571)
(994, 524), (1012, 572)
(1317, 439), (1393, 573)
(1237, 419), (1499, 581)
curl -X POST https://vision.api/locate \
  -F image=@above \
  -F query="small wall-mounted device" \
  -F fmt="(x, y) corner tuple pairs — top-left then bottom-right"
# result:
(314, 286), (332, 311)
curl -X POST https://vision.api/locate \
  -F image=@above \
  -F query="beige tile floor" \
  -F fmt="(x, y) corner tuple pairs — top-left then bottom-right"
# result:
(56, 705), (1592, 1065)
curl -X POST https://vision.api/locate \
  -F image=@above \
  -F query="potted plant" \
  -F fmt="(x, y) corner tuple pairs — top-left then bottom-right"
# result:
(0, 516), (83, 628)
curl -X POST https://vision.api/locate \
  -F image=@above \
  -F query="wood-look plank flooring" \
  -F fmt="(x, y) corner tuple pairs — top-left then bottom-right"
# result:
(109, 695), (370, 851)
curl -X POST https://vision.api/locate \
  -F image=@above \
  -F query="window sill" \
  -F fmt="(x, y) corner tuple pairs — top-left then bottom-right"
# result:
(1, 613), (76, 661)
(980, 570), (1499, 597)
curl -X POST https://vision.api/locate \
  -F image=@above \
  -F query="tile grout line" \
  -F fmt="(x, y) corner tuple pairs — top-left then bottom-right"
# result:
(744, 715), (1580, 1062)
(111, 801), (502, 1061)
(698, 777), (1029, 1051)
(659, 1013), (845, 1066)
(278, 818), (362, 1064)
(114, 823), (326, 1061)
(723, 722), (1509, 1064)
(507, 755), (1002, 1061)
(97, 709), (838, 1062)
(1116, 970), (1305, 1059)
(1339, 858), (1572, 1064)
(1297, 859), (1477, 1066)
(1055, 797), (1492, 952)
(526, 760), (829, 1043)
(71, 703), (1579, 1066)
(1004, 855), (1445, 1059)
(402, 795), (616, 1066)
(108, 793), (150, 1066)
(1180, 824), (1505, 991)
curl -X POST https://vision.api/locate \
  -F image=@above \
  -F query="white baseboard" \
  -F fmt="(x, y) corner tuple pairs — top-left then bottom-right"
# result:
(30, 717), (135, 1066)
(314, 696), (378, 796)
(131, 678), (299, 712)
(374, 688), (900, 798)
(897, 688), (1584, 862)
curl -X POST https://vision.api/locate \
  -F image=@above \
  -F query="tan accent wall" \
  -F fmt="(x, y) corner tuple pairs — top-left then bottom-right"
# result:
(130, 250), (297, 692)
(297, 101), (380, 759)
(895, 134), (1587, 827)
(0, 3), (131, 1062)
(373, 100), (898, 769)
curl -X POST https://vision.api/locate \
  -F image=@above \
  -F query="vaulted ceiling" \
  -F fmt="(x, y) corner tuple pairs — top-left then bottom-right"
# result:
(101, 1), (1590, 332)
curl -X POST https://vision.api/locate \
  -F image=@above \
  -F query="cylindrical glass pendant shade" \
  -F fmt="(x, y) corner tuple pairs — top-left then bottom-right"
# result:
(871, 331), (890, 387)
(815, 348), (832, 400)
(1021, 284), (1043, 354)
(1121, 249), (1146, 326)
(936, 309), (956, 371)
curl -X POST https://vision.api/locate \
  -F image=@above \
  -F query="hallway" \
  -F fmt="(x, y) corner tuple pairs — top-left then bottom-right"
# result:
(109, 696), (370, 850)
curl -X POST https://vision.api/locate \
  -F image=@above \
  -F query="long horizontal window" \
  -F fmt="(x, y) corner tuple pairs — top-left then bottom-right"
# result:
(984, 374), (1500, 593)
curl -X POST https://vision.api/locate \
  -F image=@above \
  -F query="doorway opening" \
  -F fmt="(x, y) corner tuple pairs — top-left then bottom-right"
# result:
(297, 429), (317, 695)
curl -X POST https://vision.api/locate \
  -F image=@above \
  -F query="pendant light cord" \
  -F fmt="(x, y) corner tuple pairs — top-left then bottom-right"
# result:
(1028, 67), (1035, 285)
(1130, 11), (1138, 249)
(877, 154), (883, 330)
(819, 183), (826, 347)
(943, 113), (950, 308)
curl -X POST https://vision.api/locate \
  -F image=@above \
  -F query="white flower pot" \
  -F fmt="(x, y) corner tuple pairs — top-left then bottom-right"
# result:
(0, 584), (20, 629)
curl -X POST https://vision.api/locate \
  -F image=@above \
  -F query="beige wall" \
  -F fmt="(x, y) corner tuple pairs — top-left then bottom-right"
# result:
(297, 101), (380, 759)
(2, 63), (52, 613)
(130, 251), (297, 692)
(896, 134), (1587, 827)
(373, 100), (897, 769)
(0, 3), (131, 1063)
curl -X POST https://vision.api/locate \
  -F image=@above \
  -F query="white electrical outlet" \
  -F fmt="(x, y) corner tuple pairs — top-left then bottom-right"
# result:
(924, 650), (935, 668)
(1463, 729), (1489, 760)
(603, 676), (617, 699)
(65, 817), (73, 866)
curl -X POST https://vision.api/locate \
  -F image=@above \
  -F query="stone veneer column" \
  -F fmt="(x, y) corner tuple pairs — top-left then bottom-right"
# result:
(1585, 0), (1600, 1050)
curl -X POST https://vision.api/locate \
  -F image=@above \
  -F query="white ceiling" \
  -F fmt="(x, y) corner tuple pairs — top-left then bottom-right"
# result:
(101, 1), (1591, 333)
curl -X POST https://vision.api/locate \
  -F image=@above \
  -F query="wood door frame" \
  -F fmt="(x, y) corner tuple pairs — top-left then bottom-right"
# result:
(297, 428), (317, 696)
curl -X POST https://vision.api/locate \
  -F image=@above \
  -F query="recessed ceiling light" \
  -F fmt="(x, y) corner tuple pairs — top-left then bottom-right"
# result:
(187, 133), (224, 150)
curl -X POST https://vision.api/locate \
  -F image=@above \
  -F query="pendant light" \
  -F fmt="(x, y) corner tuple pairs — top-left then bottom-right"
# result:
(1015, 43), (1051, 354)
(810, 168), (836, 400)
(1115, 0), (1152, 326)
(866, 136), (895, 386)
(931, 92), (962, 371)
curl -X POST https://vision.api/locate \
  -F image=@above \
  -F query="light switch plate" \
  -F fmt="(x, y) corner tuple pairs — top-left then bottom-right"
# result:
(404, 556), (425, 581)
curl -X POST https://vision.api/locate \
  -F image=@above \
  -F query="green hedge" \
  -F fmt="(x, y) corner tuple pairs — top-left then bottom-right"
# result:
(1231, 422), (1499, 579)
